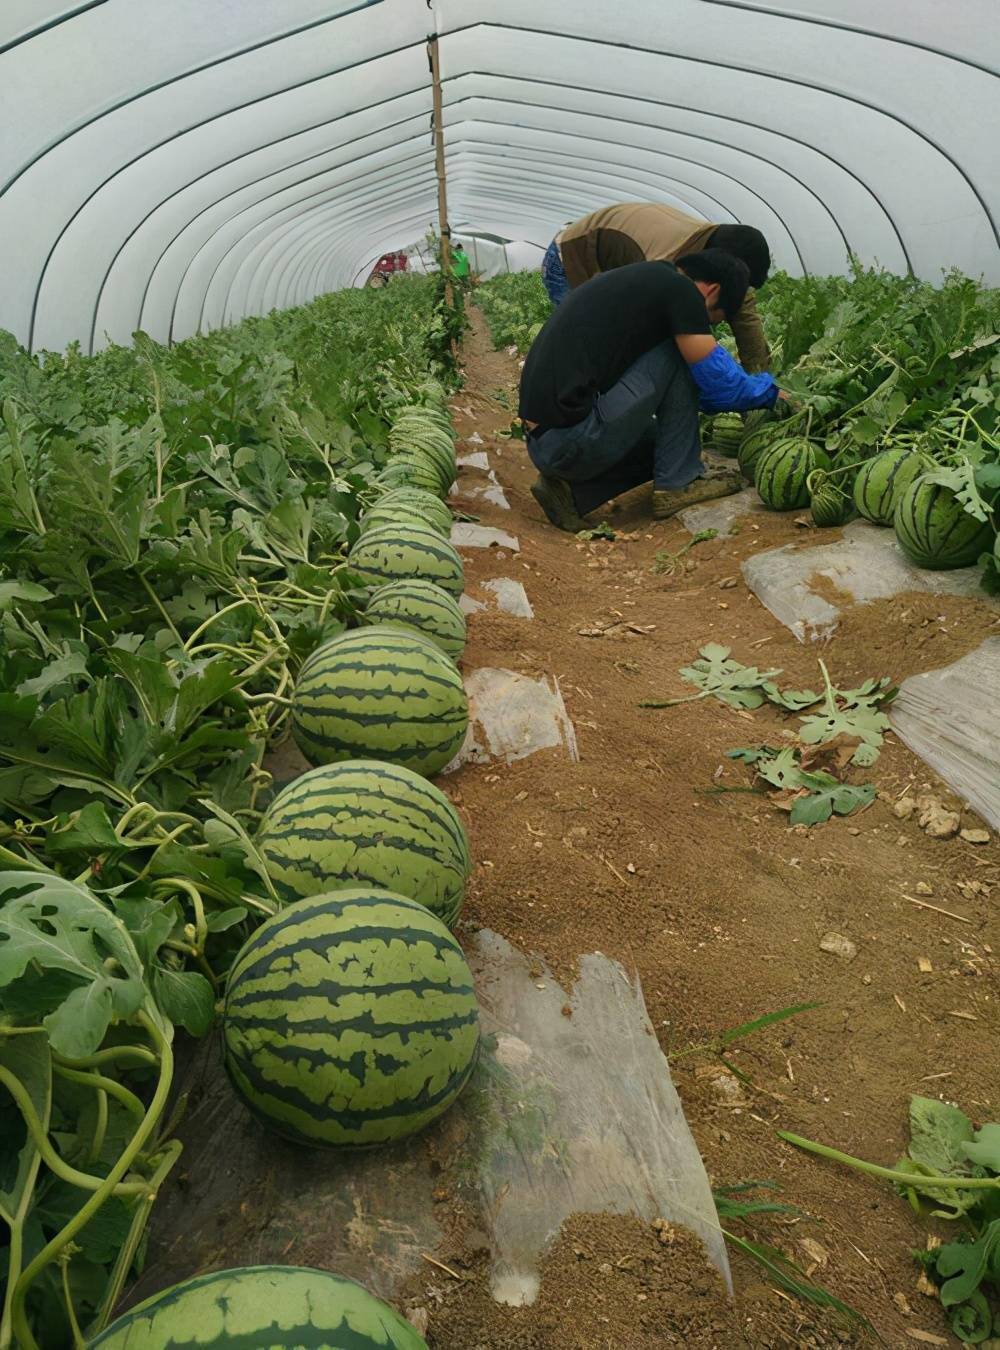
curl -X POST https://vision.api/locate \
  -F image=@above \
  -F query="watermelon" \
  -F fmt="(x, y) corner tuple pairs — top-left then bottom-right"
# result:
(292, 627), (468, 776)
(348, 523), (464, 598)
(755, 438), (831, 511)
(373, 458), (443, 497)
(222, 889), (480, 1148)
(364, 579), (466, 661)
(89, 1265), (427, 1349)
(893, 479), (995, 569)
(258, 760), (470, 926)
(389, 448), (453, 497)
(361, 487), (453, 539)
(737, 420), (787, 482)
(707, 412), (744, 458)
(387, 410), (456, 496)
(809, 484), (853, 528)
(853, 447), (929, 525)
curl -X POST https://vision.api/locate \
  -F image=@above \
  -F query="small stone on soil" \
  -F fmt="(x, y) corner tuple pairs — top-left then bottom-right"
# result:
(820, 932), (857, 960)
(960, 827), (990, 844)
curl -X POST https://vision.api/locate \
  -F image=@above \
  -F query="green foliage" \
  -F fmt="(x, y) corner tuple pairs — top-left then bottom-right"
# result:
(782, 1096), (1000, 1342)
(0, 276), (457, 1347)
(476, 272), (550, 351)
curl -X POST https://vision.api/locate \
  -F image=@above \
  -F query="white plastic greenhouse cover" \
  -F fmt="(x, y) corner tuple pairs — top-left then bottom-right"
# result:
(2, 0), (998, 354)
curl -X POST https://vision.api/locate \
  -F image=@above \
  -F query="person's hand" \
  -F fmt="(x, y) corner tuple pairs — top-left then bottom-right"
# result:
(777, 389), (792, 402)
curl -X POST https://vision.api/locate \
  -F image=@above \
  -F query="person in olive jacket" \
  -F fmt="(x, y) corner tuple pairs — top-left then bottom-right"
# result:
(541, 202), (772, 372)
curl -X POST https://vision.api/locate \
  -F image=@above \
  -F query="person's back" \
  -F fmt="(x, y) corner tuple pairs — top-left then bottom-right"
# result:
(451, 245), (470, 280)
(520, 261), (713, 429)
(546, 202), (771, 371)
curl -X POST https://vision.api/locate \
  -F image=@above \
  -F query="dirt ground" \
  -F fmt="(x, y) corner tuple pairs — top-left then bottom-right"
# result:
(413, 308), (1000, 1348)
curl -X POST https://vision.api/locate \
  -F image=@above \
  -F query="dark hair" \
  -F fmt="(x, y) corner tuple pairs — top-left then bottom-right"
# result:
(709, 224), (771, 289)
(675, 249), (750, 320)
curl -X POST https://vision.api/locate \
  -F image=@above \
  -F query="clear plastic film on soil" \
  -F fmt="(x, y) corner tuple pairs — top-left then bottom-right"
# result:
(468, 931), (732, 1306)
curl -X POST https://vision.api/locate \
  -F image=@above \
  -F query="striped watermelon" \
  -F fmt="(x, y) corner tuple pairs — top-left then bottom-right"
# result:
(223, 889), (480, 1148)
(364, 579), (466, 661)
(348, 523), (464, 598)
(389, 408), (456, 495)
(737, 420), (786, 482)
(755, 438), (832, 510)
(389, 448), (454, 497)
(292, 627), (468, 777)
(361, 487), (453, 539)
(258, 760), (470, 926)
(90, 1266), (427, 1349)
(893, 479), (995, 569)
(708, 412), (744, 458)
(373, 458), (443, 497)
(853, 448), (929, 525)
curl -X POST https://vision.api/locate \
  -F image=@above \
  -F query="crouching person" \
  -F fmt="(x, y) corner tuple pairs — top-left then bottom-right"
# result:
(519, 251), (784, 529)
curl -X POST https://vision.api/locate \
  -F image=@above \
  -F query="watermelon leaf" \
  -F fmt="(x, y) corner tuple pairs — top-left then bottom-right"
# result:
(676, 644), (783, 709)
(150, 966), (216, 1037)
(920, 461), (993, 521)
(789, 779), (876, 826)
(0, 872), (148, 1056)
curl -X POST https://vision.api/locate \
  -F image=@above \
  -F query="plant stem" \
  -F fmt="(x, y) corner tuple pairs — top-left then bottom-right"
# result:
(87, 1139), (183, 1337)
(52, 1064), (145, 1121)
(778, 1131), (1000, 1190)
(9, 1011), (173, 1350)
(0, 1065), (147, 1196)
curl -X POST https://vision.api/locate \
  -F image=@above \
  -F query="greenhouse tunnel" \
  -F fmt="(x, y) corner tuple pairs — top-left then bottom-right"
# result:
(2, 4), (1000, 1349)
(2, 0), (997, 354)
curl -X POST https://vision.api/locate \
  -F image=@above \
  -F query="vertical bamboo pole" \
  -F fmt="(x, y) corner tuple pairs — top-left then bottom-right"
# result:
(427, 32), (454, 312)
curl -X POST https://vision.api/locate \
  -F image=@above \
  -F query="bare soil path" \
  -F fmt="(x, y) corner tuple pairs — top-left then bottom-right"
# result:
(424, 306), (1000, 1347)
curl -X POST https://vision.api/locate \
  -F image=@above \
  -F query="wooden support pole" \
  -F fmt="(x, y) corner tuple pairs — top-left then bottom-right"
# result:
(427, 32), (454, 312)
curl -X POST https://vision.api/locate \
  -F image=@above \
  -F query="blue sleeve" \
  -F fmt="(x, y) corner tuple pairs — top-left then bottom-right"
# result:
(687, 343), (779, 413)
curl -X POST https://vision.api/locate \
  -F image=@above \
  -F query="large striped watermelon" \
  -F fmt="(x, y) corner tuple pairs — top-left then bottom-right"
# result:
(258, 760), (470, 926)
(223, 890), (481, 1148)
(853, 447), (929, 525)
(893, 479), (995, 569)
(755, 438), (831, 510)
(361, 487), (453, 539)
(90, 1266), (427, 1349)
(364, 579), (466, 661)
(292, 627), (468, 776)
(737, 420), (787, 482)
(348, 523), (464, 598)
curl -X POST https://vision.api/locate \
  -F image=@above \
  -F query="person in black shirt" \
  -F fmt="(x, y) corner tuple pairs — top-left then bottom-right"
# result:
(519, 251), (783, 529)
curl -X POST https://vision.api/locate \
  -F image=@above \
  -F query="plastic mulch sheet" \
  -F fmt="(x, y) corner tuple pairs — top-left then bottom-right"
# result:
(741, 520), (990, 641)
(890, 638), (1000, 830)
(469, 931), (732, 1305)
(444, 668), (578, 770)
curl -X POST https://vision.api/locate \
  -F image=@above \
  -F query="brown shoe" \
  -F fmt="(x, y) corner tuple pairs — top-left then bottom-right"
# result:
(530, 474), (586, 532)
(652, 469), (743, 521)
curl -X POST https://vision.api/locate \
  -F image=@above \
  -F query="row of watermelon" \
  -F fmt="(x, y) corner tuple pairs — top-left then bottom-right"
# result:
(710, 412), (997, 571)
(94, 404), (481, 1345)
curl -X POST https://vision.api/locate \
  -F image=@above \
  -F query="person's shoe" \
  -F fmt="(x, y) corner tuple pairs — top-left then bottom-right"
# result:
(530, 474), (586, 532)
(652, 468), (743, 521)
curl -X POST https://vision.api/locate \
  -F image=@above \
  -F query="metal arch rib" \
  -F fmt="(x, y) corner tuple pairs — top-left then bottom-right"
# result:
(450, 92), (851, 261)
(0, 1), (110, 56)
(699, 0), (1000, 80)
(441, 124), (809, 273)
(124, 90), (832, 347)
(24, 27), (423, 350)
(0, 0), (386, 196)
(455, 21), (999, 249)
(458, 72), (905, 267)
(96, 78), (853, 350)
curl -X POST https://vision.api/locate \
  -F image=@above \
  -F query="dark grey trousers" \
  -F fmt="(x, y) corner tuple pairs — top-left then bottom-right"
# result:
(525, 341), (702, 515)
